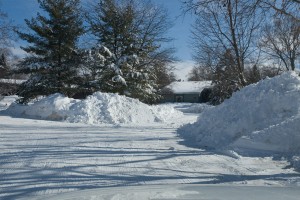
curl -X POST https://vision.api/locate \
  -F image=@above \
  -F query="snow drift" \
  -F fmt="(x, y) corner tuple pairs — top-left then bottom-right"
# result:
(178, 72), (300, 154)
(2, 92), (183, 125)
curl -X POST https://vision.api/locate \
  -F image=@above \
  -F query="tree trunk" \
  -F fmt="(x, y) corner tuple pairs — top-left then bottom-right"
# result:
(227, 0), (247, 86)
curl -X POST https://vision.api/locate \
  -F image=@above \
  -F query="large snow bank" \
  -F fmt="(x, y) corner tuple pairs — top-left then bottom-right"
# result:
(178, 72), (300, 154)
(2, 92), (183, 125)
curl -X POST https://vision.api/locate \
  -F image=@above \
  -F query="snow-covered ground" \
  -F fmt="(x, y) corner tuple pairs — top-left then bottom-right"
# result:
(1, 114), (299, 200)
(1, 73), (300, 199)
(44, 185), (300, 200)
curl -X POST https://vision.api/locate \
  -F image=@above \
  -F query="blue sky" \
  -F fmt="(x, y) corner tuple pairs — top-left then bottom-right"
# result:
(0, 0), (195, 80)
(151, 0), (195, 62)
(1, 0), (194, 61)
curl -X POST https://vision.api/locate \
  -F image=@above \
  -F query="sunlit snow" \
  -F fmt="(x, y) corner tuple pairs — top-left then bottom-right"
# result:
(1, 73), (300, 199)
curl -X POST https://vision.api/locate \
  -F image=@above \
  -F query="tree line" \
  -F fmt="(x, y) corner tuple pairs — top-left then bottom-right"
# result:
(1, 0), (176, 104)
(1, 0), (299, 105)
(184, 0), (300, 104)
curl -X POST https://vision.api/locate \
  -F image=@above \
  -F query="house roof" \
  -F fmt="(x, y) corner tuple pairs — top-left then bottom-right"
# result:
(164, 81), (212, 94)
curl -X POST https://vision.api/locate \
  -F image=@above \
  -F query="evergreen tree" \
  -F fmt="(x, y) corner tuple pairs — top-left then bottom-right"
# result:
(16, 0), (84, 103)
(0, 53), (8, 78)
(246, 65), (261, 84)
(86, 0), (173, 103)
(210, 49), (241, 105)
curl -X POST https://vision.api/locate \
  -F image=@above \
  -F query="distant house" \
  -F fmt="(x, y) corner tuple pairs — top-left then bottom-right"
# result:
(160, 81), (212, 103)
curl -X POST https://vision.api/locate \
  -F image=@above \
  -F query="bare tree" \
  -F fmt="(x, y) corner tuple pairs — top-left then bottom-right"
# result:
(183, 0), (262, 103)
(0, 11), (15, 48)
(185, 0), (262, 87)
(0, 8), (16, 78)
(259, 16), (300, 71)
(187, 65), (213, 81)
(258, 0), (300, 21)
(187, 66), (202, 81)
(0, 6), (15, 84)
(0, 9), (19, 95)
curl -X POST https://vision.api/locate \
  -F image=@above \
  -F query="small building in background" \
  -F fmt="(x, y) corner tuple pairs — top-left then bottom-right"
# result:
(160, 81), (212, 103)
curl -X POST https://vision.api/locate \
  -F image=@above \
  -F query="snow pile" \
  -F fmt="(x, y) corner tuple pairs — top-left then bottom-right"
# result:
(0, 95), (19, 111)
(2, 92), (183, 125)
(178, 72), (300, 154)
(291, 156), (300, 170)
(2, 94), (79, 121)
(66, 92), (183, 124)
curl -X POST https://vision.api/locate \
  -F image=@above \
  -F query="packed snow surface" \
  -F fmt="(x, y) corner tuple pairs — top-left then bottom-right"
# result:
(2, 92), (183, 125)
(178, 72), (300, 154)
(0, 95), (299, 200)
(43, 185), (300, 200)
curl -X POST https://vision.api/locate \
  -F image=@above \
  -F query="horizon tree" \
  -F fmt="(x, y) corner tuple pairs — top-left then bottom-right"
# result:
(183, 0), (263, 104)
(259, 16), (300, 71)
(0, 7), (17, 79)
(258, 0), (300, 21)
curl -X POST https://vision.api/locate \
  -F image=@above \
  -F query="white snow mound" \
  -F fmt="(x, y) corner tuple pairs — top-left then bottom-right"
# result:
(0, 95), (19, 111)
(178, 72), (300, 153)
(2, 92), (183, 125)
